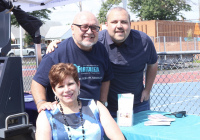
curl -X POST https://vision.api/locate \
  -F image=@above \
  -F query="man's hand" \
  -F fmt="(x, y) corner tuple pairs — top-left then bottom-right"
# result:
(37, 101), (58, 113)
(140, 89), (150, 102)
(46, 40), (61, 54)
(141, 62), (158, 102)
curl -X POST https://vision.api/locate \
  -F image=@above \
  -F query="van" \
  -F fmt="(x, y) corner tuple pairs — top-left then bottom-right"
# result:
(7, 44), (35, 56)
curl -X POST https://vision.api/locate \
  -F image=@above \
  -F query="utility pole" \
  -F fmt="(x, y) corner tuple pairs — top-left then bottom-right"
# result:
(199, 0), (200, 21)
(122, 0), (127, 10)
(79, 1), (82, 12)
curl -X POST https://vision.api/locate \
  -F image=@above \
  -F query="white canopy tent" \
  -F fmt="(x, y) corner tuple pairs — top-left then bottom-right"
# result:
(11, 0), (82, 12)
(11, 0), (127, 12)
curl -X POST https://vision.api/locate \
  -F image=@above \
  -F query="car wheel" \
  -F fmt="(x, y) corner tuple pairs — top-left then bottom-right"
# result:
(9, 53), (15, 57)
(41, 49), (46, 54)
(29, 52), (34, 56)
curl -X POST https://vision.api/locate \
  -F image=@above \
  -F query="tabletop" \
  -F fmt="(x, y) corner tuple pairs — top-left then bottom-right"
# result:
(24, 97), (200, 140)
(119, 110), (200, 140)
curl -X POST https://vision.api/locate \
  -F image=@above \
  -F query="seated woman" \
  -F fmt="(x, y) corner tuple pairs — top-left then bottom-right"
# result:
(35, 63), (125, 140)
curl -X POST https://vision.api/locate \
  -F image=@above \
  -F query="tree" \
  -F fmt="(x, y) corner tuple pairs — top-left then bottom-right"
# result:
(24, 33), (34, 46)
(11, 9), (51, 45)
(128, 0), (192, 20)
(97, 0), (122, 24)
(11, 9), (51, 26)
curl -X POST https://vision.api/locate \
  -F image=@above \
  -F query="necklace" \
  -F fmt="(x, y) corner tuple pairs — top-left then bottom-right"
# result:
(59, 99), (85, 140)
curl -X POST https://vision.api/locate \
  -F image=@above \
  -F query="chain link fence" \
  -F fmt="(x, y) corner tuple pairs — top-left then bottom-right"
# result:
(21, 51), (200, 115)
(151, 51), (200, 115)
(22, 56), (37, 94)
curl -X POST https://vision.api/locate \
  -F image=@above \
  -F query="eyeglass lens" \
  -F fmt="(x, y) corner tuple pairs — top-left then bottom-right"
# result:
(73, 24), (100, 32)
(175, 113), (184, 118)
(173, 111), (186, 118)
(81, 25), (100, 32)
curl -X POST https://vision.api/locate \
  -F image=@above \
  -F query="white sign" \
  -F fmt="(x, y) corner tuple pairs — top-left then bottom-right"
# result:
(12, 0), (83, 12)
(117, 93), (134, 126)
(118, 93), (134, 111)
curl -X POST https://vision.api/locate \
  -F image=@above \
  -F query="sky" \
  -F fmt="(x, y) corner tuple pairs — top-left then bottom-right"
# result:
(48, 0), (199, 25)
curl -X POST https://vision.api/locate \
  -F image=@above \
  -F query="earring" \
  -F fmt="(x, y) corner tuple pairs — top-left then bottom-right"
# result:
(77, 90), (80, 103)
(54, 95), (59, 102)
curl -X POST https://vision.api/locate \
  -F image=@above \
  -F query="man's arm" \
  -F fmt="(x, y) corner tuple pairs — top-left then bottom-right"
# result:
(141, 62), (158, 102)
(31, 80), (55, 112)
(46, 40), (61, 54)
(100, 81), (110, 104)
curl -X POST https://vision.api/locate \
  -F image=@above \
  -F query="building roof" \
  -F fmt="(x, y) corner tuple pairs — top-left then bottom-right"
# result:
(45, 25), (71, 40)
(40, 21), (62, 37)
(11, 21), (63, 39)
(11, 26), (26, 38)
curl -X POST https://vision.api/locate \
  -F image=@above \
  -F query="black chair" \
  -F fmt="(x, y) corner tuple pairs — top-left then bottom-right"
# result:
(0, 10), (35, 140)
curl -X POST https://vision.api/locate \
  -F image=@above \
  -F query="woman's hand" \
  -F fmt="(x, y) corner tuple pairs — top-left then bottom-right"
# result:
(46, 40), (61, 54)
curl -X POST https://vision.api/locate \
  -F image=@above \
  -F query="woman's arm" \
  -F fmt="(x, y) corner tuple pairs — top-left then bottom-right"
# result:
(35, 111), (52, 140)
(97, 101), (125, 140)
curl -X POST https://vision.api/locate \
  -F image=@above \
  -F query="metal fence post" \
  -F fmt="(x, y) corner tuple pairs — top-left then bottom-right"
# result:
(180, 37), (182, 59)
(164, 36), (166, 60)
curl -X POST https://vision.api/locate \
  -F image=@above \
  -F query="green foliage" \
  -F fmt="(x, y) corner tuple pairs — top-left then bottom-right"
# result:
(24, 33), (33, 45)
(11, 9), (51, 44)
(185, 29), (193, 41)
(194, 60), (200, 63)
(11, 9), (51, 27)
(187, 29), (192, 38)
(97, 0), (122, 24)
(128, 0), (191, 20)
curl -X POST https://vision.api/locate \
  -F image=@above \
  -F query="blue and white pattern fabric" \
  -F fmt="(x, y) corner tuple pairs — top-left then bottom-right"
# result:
(45, 99), (104, 140)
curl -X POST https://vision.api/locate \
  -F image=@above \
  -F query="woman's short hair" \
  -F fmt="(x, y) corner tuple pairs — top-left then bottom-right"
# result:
(49, 63), (79, 89)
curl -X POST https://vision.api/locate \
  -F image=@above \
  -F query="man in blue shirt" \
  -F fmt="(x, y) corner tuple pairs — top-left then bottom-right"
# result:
(99, 7), (158, 117)
(47, 7), (158, 117)
(31, 11), (113, 113)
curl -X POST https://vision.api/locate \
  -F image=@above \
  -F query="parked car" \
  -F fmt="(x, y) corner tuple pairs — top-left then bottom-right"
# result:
(27, 43), (47, 54)
(7, 44), (35, 57)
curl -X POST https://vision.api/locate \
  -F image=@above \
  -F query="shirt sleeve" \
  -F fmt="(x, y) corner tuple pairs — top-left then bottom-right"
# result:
(101, 45), (114, 82)
(146, 35), (158, 65)
(33, 55), (55, 86)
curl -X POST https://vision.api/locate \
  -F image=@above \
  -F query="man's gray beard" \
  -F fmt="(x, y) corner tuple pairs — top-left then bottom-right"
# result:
(78, 41), (96, 48)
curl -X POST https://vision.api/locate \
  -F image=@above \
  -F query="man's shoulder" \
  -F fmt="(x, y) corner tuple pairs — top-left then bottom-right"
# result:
(98, 29), (107, 41)
(130, 29), (148, 37)
(130, 29), (152, 42)
(39, 38), (74, 66)
(47, 37), (74, 55)
(94, 41), (107, 52)
(57, 37), (73, 48)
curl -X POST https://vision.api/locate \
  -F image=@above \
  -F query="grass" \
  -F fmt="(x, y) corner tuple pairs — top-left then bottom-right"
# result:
(193, 60), (200, 63)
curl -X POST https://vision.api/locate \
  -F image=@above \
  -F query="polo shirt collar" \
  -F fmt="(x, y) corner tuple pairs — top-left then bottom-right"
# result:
(106, 31), (114, 46)
(106, 30), (132, 47)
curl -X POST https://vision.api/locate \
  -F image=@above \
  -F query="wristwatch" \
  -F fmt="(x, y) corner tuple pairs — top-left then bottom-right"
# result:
(101, 101), (108, 107)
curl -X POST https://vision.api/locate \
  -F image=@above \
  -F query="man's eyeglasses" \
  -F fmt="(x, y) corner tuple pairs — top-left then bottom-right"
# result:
(164, 111), (186, 118)
(72, 24), (100, 32)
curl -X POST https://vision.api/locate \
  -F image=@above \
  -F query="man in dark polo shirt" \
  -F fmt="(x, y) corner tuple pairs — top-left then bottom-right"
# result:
(47, 7), (158, 117)
(31, 11), (113, 113)
(99, 7), (158, 117)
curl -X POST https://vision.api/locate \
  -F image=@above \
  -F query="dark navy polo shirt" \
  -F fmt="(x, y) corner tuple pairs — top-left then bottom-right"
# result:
(99, 29), (158, 112)
(33, 37), (113, 101)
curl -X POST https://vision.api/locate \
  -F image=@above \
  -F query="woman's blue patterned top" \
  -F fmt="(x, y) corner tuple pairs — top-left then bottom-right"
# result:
(45, 99), (104, 140)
